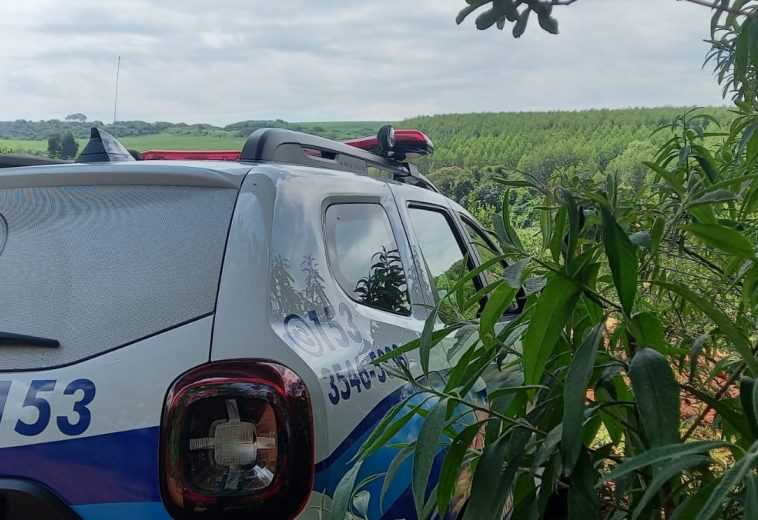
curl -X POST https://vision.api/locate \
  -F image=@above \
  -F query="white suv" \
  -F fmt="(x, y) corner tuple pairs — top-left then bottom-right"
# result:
(0, 127), (508, 519)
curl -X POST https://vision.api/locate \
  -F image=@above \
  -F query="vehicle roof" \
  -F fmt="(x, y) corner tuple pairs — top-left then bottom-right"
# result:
(0, 160), (253, 190)
(0, 158), (424, 193)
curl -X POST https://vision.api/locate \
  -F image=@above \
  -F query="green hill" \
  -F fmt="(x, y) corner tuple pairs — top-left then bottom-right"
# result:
(0, 107), (733, 226)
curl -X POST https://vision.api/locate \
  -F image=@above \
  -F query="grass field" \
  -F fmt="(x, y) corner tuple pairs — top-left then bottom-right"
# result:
(0, 121), (386, 156)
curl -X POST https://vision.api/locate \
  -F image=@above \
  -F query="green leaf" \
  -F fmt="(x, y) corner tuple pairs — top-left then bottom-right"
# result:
(603, 441), (727, 483)
(682, 223), (756, 260)
(356, 396), (428, 460)
(412, 398), (448, 516)
(564, 191), (580, 268)
(688, 384), (753, 439)
(688, 189), (738, 208)
(504, 258), (530, 289)
(522, 274), (581, 387)
(651, 217), (665, 253)
(512, 8), (530, 38)
(328, 459), (363, 520)
(700, 452), (758, 519)
(671, 479), (719, 520)
(381, 444), (413, 512)
(379, 323), (464, 363)
(540, 201), (553, 252)
(480, 282), (518, 337)
(653, 281), (757, 375)
(746, 473), (758, 520)
(740, 376), (758, 438)
(456, 2), (484, 24)
(464, 426), (532, 520)
(562, 324), (603, 470)
(437, 422), (481, 516)
(537, 11), (559, 34)
(643, 161), (684, 198)
(550, 206), (567, 264)
(568, 449), (599, 520)
(689, 335), (708, 383)
(631, 455), (712, 520)
(629, 349), (680, 447)
(600, 207), (638, 315)
(628, 312), (665, 352)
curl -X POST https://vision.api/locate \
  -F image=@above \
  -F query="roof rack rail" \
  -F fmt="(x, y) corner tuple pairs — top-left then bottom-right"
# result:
(240, 128), (438, 192)
(0, 154), (70, 169)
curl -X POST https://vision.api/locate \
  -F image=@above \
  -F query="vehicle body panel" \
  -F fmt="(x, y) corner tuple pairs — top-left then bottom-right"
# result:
(0, 157), (494, 519)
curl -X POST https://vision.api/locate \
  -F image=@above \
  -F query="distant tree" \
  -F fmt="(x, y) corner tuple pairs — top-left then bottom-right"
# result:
(60, 132), (79, 159)
(65, 113), (87, 122)
(47, 132), (62, 158)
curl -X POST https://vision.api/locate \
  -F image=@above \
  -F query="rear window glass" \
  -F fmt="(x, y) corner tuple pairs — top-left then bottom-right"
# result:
(325, 203), (411, 316)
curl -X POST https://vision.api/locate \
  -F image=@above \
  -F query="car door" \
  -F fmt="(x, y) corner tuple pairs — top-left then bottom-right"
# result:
(255, 168), (438, 518)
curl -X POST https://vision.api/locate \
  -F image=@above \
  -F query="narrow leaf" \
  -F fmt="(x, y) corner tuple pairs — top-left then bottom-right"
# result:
(683, 223), (756, 260)
(740, 376), (758, 438)
(412, 398), (448, 516)
(522, 274), (581, 386)
(700, 452), (758, 519)
(629, 348), (680, 447)
(688, 189), (738, 208)
(328, 459), (363, 520)
(629, 312), (666, 352)
(632, 455), (711, 520)
(654, 281), (757, 374)
(603, 441), (727, 482)
(464, 426), (532, 520)
(601, 207), (638, 315)
(568, 449), (600, 520)
(381, 444), (413, 512)
(562, 324), (603, 470)
(437, 422), (481, 516)
(480, 283), (518, 337)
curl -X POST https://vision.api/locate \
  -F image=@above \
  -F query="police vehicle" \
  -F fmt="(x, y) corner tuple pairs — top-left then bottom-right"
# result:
(0, 126), (509, 519)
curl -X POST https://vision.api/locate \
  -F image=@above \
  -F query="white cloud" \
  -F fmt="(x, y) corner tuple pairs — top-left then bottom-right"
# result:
(0, 0), (727, 125)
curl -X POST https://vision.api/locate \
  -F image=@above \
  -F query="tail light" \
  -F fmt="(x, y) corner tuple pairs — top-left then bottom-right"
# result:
(160, 360), (314, 519)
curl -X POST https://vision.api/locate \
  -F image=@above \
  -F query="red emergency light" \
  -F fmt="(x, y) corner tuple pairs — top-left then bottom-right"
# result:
(344, 128), (434, 160)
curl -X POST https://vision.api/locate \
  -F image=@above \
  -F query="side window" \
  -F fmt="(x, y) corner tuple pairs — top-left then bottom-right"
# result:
(406, 206), (480, 321)
(463, 216), (522, 315)
(462, 217), (506, 282)
(325, 203), (411, 316)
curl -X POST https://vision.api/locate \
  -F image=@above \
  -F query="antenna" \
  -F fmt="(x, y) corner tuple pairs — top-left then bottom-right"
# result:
(113, 56), (121, 126)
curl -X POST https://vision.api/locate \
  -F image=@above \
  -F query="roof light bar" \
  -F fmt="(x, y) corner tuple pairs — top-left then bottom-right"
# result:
(344, 126), (434, 160)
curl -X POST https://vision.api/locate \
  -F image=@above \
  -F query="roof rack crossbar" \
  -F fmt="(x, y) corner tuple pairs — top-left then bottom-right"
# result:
(240, 128), (438, 192)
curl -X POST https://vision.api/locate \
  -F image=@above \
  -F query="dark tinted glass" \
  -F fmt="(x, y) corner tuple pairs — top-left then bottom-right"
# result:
(407, 207), (478, 321)
(325, 204), (411, 315)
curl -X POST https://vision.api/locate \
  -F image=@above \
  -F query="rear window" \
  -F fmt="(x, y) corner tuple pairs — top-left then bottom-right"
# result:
(0, 185), (237, 369)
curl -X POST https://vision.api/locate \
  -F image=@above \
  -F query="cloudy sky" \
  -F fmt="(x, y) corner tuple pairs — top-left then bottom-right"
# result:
(0, 0), (727, 125)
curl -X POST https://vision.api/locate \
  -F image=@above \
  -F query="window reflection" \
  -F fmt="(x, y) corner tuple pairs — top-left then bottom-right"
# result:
(325, 204), (411, 316)
(407, 207), (479, 322)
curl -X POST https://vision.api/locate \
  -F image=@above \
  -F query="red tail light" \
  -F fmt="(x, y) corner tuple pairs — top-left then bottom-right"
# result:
(160, 361), (313, 519)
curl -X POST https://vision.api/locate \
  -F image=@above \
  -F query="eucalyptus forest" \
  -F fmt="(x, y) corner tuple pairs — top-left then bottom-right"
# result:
(331, 2), (758, 520)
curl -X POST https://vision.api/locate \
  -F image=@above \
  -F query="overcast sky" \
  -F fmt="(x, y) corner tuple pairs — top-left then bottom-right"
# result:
(0, 0), (726, 125)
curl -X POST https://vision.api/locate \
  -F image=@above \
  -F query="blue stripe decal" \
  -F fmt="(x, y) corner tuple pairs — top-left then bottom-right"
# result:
(0, 427), (160, 504)
(315, 384), (416, 473)
(0, 383), (467, 517)
(73, 502), (169, 520)
(314, 389), (444, 520)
